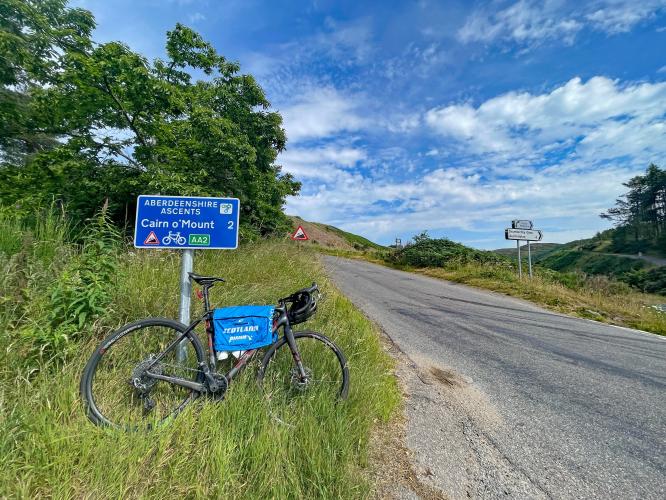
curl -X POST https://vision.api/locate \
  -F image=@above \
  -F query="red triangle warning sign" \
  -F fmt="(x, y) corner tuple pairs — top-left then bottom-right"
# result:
(291, 225), (309, 241)
(144, 231), (160, 245)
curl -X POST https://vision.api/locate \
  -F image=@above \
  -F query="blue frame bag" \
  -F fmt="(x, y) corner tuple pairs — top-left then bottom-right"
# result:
(213, 305), (276, 351)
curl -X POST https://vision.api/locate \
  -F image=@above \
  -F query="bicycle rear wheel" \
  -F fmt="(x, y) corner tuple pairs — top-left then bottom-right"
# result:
(80, 318), (205, 429)
(257, 331), (349, 423)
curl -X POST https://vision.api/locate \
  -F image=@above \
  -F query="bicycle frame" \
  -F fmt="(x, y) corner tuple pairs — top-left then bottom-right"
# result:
(142, 285), (306, 395)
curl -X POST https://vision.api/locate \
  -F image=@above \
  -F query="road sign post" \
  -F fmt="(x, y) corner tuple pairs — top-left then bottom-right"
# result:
(134, 195), (240, 361)
(505, 223), (542, 279)
(177, 249), (194, 360)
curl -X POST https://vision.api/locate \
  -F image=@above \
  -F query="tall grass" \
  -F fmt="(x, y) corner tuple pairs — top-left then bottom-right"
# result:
(0, 214), (399, 498)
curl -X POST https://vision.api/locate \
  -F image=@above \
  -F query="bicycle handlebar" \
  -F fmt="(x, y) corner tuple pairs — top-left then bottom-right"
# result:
(281, 282), (318, 303)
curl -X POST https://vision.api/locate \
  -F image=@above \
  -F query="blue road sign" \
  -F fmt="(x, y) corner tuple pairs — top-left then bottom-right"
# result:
(134, 195), (239, 249)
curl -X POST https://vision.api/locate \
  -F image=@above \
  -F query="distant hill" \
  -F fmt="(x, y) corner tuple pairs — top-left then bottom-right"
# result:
(288, 216), (384, 251)
(493, 243), (562, 260)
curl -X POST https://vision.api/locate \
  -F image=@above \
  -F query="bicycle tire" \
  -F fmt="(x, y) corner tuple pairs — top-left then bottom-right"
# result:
(80, 318), (206, 429)
(257, 332), (350, 416)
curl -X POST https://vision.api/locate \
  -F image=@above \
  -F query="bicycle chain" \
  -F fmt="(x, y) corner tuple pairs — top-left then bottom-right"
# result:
(155, 361), (202, 374)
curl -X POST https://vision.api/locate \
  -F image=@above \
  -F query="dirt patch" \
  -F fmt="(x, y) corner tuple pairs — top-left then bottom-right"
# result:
(368, 334), (449, 499)
(367, 327), (513, 499)
(428, 367), (465, 388)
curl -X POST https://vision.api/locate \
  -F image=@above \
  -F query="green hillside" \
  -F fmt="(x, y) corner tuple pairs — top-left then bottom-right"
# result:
(494, 243), (562, 260)
(316, 223), (384, 250)
(538, 249), (647, 277)
(535, 244), (666, 295)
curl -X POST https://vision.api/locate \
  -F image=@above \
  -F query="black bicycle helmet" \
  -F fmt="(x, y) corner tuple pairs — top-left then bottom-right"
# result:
(287, 285), (318, 325)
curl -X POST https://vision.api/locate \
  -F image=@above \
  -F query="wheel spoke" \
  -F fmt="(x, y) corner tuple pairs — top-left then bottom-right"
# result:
(82, 321), (204, 428)
(259, 332), (349, 424)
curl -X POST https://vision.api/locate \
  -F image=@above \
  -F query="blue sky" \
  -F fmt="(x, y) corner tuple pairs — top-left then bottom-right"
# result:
(74, 0), (666, 248)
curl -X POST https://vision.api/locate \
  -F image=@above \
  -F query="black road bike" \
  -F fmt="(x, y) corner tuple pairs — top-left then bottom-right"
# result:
(80, 273), (349, 428)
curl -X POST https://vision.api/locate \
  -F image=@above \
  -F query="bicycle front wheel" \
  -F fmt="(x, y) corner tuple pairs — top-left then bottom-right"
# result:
(257, 332), (349, 420)
(80, 318), (205, 429)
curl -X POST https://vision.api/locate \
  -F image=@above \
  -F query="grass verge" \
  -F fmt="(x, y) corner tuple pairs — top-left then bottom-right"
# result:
(0, 217), (400, 498)
(417, 264), (666, 335)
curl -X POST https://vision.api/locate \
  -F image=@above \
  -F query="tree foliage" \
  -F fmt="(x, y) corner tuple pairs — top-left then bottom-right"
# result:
(1, 2), (299, 235)
(0, 0), (94, 163)
(600, 164), (666, 253)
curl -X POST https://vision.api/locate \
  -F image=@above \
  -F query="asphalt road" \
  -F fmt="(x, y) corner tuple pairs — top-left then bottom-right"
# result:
(323, 256), (666, 499)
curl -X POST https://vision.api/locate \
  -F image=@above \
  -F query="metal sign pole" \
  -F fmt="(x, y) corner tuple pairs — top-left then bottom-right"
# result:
(528, 241), (533, 278)
(134, 195), (240, 363)
(517, 240), (522, 278)
(177, 249), (194, 362)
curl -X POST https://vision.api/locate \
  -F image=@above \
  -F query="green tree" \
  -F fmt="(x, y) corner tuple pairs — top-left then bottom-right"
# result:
(2, 5), (299, 235)
(0, 0), (95, 164)
(601, 164), (666, 251)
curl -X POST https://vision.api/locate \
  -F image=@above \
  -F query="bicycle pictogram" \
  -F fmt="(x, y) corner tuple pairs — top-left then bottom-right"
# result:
(162, 231), (186, 246)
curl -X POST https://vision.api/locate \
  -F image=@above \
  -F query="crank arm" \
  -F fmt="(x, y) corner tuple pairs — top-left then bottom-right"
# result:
(145, 371), (206, 392)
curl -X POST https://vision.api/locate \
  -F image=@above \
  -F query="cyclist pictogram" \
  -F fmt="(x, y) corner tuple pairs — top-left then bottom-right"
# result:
(162, 231), (186, 246)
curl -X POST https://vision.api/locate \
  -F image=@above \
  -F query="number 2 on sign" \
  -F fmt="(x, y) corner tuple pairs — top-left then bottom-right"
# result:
(228, 221), (234, 230)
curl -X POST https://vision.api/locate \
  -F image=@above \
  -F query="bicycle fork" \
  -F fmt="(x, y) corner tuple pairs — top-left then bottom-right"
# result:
(284, 326), (308, 380)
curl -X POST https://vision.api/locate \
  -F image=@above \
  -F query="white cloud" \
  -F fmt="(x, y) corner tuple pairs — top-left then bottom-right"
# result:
(288, 75), (665, 247)
(315, 17), (374, 64)
(425, 76), (666, 166)
(585, 1), (664, 34)
(384, 113), (422, 133)
(188, 12), (206, 23)
(458, 0), (666, 48)
(286, 160), (635, 246)
(280, 87), (367, 143)
(658, 65), (666, 73)
(279, 145), (366, 181)
(458, 1), (582, 46)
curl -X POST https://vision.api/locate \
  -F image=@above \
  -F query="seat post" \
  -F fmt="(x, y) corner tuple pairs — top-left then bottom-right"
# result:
(202, 284), (212, 311)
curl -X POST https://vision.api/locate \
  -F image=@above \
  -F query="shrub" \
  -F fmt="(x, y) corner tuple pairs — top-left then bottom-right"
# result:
(387, 232), (508, 269)
(1, 211), (120, 370)
(625, 267), (666, 295)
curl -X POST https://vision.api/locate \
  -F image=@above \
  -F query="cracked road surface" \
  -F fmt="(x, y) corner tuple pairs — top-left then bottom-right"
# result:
(323, 256), (666, 499)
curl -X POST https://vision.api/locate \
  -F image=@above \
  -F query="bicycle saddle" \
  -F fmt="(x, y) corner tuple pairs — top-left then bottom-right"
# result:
(188, 273), (225, 286)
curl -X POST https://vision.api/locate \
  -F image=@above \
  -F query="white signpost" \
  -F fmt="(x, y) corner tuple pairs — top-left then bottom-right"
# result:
(512, 219), (533, 230)
(505, 228), (542, 241)
(505, 224), (543, 278)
